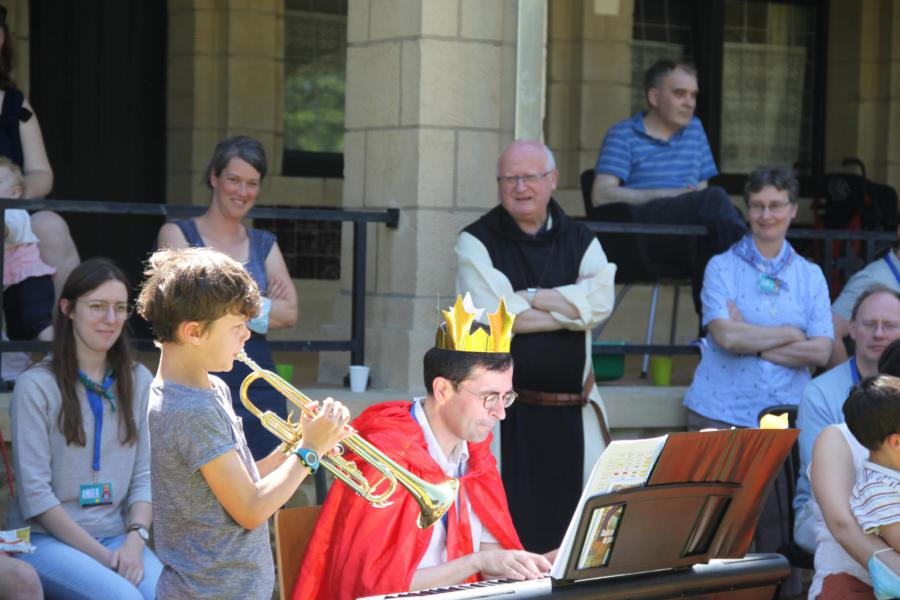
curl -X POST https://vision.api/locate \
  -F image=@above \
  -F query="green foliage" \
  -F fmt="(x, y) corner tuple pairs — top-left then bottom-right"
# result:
(284, 64), (345, 153)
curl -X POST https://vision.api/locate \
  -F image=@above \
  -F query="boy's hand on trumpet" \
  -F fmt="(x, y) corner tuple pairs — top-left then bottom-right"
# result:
(300, 397), (352, 456)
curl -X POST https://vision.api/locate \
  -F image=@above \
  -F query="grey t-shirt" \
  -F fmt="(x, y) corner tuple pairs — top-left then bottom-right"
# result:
(148, 376), (274, 600)
(832, 251), (900, 319)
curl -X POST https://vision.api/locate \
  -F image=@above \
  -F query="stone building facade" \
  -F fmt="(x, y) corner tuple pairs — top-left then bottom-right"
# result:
(5, 0), (900, 393)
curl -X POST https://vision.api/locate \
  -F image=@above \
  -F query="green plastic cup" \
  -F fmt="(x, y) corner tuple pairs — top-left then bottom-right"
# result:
(275, 363), (294, 384)
(649, 356), (672, 386)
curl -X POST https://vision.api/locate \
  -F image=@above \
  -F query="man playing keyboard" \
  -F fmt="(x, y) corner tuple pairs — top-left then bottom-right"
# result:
(294, 296), (552, 600)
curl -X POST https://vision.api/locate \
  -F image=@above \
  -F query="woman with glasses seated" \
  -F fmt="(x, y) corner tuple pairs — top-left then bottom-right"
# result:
(156, 135), (298, 460)
(682, 167), (833, 595)
(683, 165), (833, 431)
(5, 258), (162, 600)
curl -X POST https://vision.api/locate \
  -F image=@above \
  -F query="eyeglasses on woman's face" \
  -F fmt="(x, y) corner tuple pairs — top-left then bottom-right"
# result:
(79, 300), (133, 320)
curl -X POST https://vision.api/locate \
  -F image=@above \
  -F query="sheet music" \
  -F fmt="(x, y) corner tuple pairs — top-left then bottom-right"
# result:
(551, 435), (668, 579)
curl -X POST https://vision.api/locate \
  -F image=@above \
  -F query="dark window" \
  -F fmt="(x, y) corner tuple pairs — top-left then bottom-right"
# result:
(631, 0), (693, 114)
(631, 0), (827, 194)
(254, 208), (341, 280)
(283, 0), (347, 178)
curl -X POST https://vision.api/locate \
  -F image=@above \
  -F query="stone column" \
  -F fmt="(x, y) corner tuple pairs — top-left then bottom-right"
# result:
(826, 0), (900, 191)
(320, 0), (535, 391)
(166, 0), (283, 205)
(546, 0), (632, 215)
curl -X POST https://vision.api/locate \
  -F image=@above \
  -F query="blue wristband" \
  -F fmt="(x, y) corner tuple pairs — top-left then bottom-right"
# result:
(293, 447), (320, 474)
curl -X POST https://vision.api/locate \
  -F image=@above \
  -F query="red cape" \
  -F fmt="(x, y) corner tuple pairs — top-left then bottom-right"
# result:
(293, 401), (522, 600)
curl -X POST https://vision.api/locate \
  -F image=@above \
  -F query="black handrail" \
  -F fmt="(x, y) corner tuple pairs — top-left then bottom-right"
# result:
(0, 199), (400, 366)
(582, 220), (897, 357)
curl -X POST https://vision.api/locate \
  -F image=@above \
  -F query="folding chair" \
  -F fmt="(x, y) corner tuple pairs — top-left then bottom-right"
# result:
(274, 505), (322, 600)
(581, 169), (689, 377)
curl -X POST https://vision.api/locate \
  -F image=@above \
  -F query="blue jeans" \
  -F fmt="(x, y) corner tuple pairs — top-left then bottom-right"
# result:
(17, 533), (162, 600)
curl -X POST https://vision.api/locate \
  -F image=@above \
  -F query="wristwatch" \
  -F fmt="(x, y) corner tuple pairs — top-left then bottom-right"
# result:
(526, 287), (538, 305)
(127, 524), (150, 542)
(293, 447), (320, 474)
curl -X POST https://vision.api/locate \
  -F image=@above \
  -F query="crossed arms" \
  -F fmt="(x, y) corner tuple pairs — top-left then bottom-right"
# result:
(455, 233), (616, 334)
(707, 301), (830, 368)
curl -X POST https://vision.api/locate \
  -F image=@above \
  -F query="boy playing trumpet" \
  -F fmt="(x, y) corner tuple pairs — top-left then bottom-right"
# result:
(137, 247), (350, 599)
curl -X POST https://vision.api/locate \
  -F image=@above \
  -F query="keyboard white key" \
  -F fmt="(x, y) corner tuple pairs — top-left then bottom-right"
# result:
(358, 577), (552, 600)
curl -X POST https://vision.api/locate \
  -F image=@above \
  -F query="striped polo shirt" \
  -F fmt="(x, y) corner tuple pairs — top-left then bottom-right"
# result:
(594, 112), (718, 189)
(851, 461), (900, 536)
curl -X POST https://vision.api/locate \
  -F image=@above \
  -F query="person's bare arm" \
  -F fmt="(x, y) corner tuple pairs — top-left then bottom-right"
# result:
(760, 336), (832, 368)
(200, 398), (350, 530)
(34, 506), (116, 567)
(19, 100), (52, 199)
(829, 313), (851, 367)
(264, 242), (298, 329)
(880, 523), (900, 558)
(156, 222), (190, 250)
(116, 501), (152, 585)
(590, 173), (689, 208)
(255, 445), (289, 478)
(707, 318), (806, 354)
(410, 544), (550, 591)
(812, 426), (889, 567)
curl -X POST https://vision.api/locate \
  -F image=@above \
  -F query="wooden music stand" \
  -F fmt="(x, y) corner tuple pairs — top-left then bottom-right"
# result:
(554, 428), (797, 593)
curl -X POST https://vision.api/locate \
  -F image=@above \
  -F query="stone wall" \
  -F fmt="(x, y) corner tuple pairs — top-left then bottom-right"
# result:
(318, 0), (523, 391)
(827, 0), (900, 190)
(546, 0), (633, 216)
(166, 0), (343, 386)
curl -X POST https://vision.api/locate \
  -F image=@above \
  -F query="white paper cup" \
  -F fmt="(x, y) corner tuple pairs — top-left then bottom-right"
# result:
(349, 365), (370, 392)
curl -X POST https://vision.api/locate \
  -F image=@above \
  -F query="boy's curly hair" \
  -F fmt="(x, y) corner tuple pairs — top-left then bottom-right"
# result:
(137, 247), (261, 343)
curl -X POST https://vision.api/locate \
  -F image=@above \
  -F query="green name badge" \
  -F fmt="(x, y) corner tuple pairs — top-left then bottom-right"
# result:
(79, 482), (113, 507)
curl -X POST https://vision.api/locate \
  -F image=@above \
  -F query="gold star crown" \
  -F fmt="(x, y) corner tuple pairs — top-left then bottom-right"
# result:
(435, 293), (515, 353)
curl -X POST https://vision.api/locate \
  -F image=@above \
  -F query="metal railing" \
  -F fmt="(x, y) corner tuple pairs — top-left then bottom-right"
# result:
(0, 199), (400, 364)
(583, 221), (898, 356)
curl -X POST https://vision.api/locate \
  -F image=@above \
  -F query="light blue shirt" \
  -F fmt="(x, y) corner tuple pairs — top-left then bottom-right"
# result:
(832, 251), (900, 320)
(794, 361), (854, 513)
(594, 113), (718, 189)
(683, 241), (834, 428)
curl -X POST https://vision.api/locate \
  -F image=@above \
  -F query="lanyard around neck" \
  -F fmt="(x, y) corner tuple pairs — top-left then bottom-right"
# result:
(849, 357), (861, 385)
(79, 370), (115, 472)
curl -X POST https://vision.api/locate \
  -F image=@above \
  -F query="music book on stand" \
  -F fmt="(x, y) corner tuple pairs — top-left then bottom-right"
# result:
(551, 428), (796, 588)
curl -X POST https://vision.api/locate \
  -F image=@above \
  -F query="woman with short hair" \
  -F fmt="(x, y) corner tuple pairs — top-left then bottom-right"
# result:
(684, 165), (833, 430)
(156, 136), (298, 459)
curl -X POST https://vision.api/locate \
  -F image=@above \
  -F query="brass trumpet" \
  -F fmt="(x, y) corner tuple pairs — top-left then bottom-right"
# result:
(236, 351), (459, 529)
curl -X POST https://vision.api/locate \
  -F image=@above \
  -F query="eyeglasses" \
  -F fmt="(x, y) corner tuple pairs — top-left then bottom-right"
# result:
(80, 300), (133, 320)
(857, 320), (900, 335)
(456, 383), (518, 410)
(747, 200), (792, 215)
(496, 170), (552, 188)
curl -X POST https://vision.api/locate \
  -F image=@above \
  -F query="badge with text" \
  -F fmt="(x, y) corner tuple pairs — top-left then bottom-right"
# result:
(79, 482), (113, 507)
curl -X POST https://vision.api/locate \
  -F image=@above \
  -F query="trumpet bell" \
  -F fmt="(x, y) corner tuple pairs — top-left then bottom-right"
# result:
(416, 477), (459, 529)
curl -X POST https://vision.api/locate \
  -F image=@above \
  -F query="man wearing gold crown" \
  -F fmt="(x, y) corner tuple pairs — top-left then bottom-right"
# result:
(293, 298), (552, 600)
(456, 139), (617, 553)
